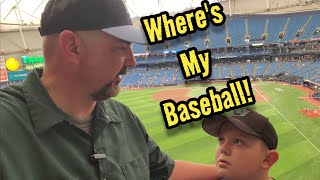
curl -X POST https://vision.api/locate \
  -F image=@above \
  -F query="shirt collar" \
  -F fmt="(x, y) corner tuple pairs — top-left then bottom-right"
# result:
(22, 69), (67, 134)
(22, 69), (121, 134)
(96, 100), (122, 124)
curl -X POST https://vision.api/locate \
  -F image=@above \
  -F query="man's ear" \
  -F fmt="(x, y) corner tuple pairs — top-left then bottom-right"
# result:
(59, 30), (80, 64)
(262, 150), (279, 169)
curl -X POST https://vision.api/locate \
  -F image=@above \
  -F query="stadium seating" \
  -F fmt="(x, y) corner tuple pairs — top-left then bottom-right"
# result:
(299, 14), (320, 40)
(228, 17), (247, 47)
(150, 69), (166, 86)
(133, 11), (320, 55)
(248, 16), (266, 41)
(125, 11), (320, 88)
(132, 44), (147, 54)
(121, 59), (319, 87)
(287, 61), (313, 75)
(220, 64), (231, 79)
(146, 56), (164, 64)
(230, 63), (244, 78)
(255, 62), (269, 76)
(242, 62), (255, 77)
(161, 68), (176, 85)
(281, 15), (309, 42)
(210, 64), (220, 79)
(175, 68), (185, 84)
(120, 70), (145, 87)
(140, 69), (157, 87)
(272, 61), (297, 75)
(209, 25), (227, 48)
(294, 61), (319, 77)
(264, 62), (283, 76)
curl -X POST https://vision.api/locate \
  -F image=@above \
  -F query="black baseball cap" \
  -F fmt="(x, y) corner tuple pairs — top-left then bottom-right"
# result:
(202, 109), (278, 150)
(39, 0), (147, 44)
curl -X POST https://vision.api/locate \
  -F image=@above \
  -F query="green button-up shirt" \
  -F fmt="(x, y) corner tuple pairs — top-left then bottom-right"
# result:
(0, 70), (174, 180)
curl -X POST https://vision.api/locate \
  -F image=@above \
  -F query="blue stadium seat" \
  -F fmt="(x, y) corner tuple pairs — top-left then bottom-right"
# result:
(230, 63), (244, 78)
(228, 16), (246, 46)
(140, 69), (157, 87)
(264, 62), (283, 76)
(248, 16), (266, 42)
(255, 62), (269, 76)
(242, 63), (255, 77)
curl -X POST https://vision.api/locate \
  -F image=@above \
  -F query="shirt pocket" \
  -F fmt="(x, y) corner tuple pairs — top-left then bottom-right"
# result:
(120, 153), (149, 180)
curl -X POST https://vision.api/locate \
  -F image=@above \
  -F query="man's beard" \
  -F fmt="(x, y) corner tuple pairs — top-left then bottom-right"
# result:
(90, 80), (121, 101)
(90, 67), (126, 101)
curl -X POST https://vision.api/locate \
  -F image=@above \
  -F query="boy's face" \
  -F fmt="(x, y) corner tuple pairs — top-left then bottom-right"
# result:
(215, 122), (269, 180)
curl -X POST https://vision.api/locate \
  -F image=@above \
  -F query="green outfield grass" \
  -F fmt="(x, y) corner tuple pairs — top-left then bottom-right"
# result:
(115, 81), (320, 179)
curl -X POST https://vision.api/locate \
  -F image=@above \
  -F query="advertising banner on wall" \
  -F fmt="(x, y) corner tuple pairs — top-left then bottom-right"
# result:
(7, 70), (29, 82)
(0, 56), (8, 82)
(21, 55), (45, 70)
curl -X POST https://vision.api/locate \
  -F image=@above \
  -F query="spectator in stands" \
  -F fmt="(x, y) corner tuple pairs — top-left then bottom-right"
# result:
(203, 109), (279, 180)
(0, 0), (221, 179)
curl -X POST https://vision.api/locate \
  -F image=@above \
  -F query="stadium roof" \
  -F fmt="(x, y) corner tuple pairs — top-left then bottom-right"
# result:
(0, 0), (319, 32)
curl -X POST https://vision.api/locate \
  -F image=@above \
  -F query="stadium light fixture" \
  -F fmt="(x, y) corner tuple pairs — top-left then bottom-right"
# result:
(312, 27), (320, 36)
(245, 35), (250, 43)
(184, 41), (189, 48)
(295, 30), (304, 37)
(278, 32), (285, 39)
(261, 33), (267, 41)
(204, 39), (210, 47)
(226, 37), (231, 45)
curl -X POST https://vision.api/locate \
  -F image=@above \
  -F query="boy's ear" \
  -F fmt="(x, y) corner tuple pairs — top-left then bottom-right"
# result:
(262, 150), (279, 169)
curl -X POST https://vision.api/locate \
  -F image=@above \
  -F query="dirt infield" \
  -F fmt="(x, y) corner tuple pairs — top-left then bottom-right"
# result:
(152, 88), (191, 102)
(272, 83), (320, 118)
(252, 85), (271, 103)
(292, 85), (320, 118)
(299, 109), (320, 118)
(293, 84), (315, 94)
(292, 84), (319, 107)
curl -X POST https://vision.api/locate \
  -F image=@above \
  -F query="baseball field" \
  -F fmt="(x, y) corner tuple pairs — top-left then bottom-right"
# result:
(115, 81), (320, 179)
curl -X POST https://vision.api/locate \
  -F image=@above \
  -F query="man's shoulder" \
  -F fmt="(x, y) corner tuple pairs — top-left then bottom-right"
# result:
(0, 84), (26, 104)
(0, 85), (29, 123)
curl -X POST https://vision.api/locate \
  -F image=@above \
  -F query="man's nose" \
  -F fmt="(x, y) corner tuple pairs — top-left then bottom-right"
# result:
(125, 48), (136, 68)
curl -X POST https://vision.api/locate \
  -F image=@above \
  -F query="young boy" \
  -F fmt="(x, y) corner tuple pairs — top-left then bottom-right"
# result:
(202, 109), (279, 180)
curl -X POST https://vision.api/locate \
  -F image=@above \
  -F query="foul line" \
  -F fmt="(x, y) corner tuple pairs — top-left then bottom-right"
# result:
(253, 86), (320, 153)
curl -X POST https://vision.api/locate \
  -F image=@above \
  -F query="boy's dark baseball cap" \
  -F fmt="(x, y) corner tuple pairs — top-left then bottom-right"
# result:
(39, 0), (147, 44)
(202, 109), (278, 150)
